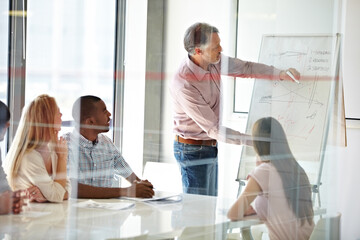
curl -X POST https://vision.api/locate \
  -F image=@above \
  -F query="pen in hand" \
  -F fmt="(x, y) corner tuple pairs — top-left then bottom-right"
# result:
(135, 179), (154, 189)
(286, 70), (300, 84)
(132, 180), (155, 198)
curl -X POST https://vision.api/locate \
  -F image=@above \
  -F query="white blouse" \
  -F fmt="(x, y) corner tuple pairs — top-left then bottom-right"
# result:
(13, 148), (71, 202)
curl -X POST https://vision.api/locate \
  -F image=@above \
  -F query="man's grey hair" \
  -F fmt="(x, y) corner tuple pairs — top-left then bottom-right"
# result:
(183, 22), (219, 55)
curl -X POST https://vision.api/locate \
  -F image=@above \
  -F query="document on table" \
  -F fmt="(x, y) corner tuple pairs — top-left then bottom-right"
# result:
(120, 191), (183, 205)
(74, 200), (135, 210)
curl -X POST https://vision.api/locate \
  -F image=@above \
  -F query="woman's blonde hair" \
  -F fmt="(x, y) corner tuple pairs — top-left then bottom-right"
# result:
(4, 94), (59, 189)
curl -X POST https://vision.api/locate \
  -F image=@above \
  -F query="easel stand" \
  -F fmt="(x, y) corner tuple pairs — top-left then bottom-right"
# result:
(236, 179), (245, 198)
(312, 183), (322, 209)
(235, 34), (346, 214)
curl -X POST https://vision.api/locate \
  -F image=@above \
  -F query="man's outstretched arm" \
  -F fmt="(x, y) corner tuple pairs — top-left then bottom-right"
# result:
(70, 179), (154, 199)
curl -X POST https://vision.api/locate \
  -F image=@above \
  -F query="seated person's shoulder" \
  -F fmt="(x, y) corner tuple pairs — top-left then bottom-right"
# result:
(178, 67), (194, 82)
(21, 150), (42, 166)
(97, 133), (113, 143)
(24, 149), (39, 158)
(252, 162), (272, 176)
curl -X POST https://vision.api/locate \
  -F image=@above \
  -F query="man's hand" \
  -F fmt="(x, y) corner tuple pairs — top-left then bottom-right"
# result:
(0, 190), (24, 215)
(279, 68), (300, 81)
(12, 190), (24, 214)
(0, 191), (12, 214)
(138, 179), (154, 189)
(126, 181), (154, 198)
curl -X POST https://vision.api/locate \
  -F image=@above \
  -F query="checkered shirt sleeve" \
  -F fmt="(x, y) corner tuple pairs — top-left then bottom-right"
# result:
(64, 132), (133, 188)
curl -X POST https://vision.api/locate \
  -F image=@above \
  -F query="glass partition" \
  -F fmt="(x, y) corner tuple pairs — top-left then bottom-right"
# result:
(0, 0), (9, 158)
(25, 0), (116, 138)
(234, 0), (338, 113)
(0, 0), (347, 239)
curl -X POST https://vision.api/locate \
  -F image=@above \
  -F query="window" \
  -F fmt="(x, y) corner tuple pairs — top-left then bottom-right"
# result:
(25, 0), (116, 138)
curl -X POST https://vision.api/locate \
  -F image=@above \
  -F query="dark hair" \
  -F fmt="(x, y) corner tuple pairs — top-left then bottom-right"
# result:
(252, 117), (314, 226)
(0, 100), (10, 128)
(183, 22), (219, 55)
(72, 95), (102, 124)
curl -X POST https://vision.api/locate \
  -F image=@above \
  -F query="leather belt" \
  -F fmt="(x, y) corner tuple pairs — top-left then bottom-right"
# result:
(175, 135), (217, 147)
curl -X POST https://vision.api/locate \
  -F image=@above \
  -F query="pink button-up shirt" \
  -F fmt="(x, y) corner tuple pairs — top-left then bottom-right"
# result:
(170, 54), (281, 145)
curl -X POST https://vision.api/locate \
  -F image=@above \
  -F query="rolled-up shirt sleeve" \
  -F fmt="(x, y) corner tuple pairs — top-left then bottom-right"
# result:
(221, 55), (281, 80)
(208, 126), (252, 146)
(113, 151), (133, 179)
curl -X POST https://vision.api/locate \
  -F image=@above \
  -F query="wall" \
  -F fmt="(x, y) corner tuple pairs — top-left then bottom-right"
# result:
(336, 0), (360, 238)
(143, 0), (165, 164)
(335, 122), (360, 239)
(343, 0), (360, 119)
(122, 0), (148, 176)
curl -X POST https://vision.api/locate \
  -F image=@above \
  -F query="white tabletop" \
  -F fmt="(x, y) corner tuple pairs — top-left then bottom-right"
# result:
(0, 192), (262, 239)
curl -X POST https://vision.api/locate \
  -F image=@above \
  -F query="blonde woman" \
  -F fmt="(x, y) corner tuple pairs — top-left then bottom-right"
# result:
(4, 94), (70, 203)
(227, 117), (314, 240)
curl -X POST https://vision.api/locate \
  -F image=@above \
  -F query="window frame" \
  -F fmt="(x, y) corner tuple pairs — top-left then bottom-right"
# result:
(6, 0), (126, 152)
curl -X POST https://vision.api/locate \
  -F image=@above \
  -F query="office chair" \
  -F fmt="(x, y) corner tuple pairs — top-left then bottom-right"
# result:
(142, 162), (182, 193)
(177, 222), (231, 240)
(309, 213), (341, 240)
(249, 224), (268, 240)
(106, 233), (148, 240)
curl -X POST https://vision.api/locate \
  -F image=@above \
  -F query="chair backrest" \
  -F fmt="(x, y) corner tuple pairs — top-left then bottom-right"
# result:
(106, 233), (148, 240)
(142, 162), (182, 193)
(177, 222), (230, 240)
(309, 213), (341, 240)
(250, 224), (268, 240)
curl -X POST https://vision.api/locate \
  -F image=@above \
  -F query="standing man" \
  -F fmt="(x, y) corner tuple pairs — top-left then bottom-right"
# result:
(170, 22), (299, 196)
(0, 101), (23, 214)
(64, 95), (154, 198)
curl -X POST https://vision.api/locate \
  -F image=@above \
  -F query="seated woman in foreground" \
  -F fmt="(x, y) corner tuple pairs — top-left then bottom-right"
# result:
(227, 117), (314, 240)
(4, 94), (70, 203)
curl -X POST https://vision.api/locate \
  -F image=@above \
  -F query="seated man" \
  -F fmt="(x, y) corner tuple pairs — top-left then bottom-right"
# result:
(63, 95), (154, 198)
(0, 100), (22, 214)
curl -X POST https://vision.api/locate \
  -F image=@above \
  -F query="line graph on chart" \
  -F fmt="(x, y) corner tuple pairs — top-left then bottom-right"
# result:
(238, 35), (340, 185)
(256, 47), (332, 142)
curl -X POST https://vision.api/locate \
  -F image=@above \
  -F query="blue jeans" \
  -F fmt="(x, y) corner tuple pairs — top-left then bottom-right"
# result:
(173, 141), (218, 196)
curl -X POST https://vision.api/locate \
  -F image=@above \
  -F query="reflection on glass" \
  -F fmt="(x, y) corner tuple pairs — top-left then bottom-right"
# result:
(0, 1), (9, 158)
(26, 0), (115, 139)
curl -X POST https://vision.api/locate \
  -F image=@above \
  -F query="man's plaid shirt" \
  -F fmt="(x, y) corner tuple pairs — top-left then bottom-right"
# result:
(63, 131), (133, 187)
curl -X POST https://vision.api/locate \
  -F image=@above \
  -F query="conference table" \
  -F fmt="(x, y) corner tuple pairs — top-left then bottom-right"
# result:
(0, 192), (262, 240)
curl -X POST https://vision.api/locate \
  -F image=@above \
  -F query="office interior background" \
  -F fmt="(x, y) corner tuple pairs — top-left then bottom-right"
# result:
(0, 0), (359, 238)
